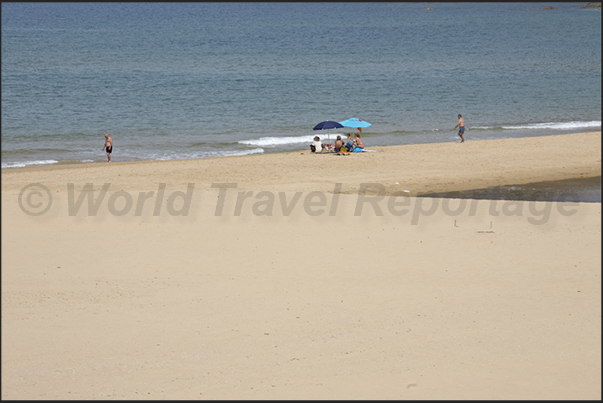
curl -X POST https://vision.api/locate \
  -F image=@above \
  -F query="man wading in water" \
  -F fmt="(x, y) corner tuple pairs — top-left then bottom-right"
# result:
(454, 114), (465, 143)
(103, 133), (113, 162)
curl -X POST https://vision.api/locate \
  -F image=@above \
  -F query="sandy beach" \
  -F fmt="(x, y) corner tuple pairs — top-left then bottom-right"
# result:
(2, 132), (601, 399)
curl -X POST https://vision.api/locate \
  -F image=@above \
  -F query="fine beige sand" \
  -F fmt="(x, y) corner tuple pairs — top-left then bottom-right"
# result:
(2, 132), (601, 399)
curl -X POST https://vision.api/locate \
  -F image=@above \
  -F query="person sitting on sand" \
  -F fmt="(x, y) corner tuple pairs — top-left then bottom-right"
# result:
(310, 136), (322, 153)
(353, 133), (364, 152)
(334, 135), (344, 153)
(342, 134), (354, 152)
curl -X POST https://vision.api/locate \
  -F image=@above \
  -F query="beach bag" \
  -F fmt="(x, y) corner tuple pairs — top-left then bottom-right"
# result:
(310, 144), (316, 152)
(353, 147), (363, 153)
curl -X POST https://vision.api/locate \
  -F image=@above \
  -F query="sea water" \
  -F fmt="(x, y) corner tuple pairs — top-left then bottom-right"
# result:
(2, 2), (601, 168)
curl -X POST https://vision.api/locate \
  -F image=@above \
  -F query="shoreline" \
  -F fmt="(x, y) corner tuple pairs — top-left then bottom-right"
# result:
(2, 129), (600, 172)
(2, 131), (600, 197)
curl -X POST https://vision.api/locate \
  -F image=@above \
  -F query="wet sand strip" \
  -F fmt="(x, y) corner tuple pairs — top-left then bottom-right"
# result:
(418, 176), (601, 203)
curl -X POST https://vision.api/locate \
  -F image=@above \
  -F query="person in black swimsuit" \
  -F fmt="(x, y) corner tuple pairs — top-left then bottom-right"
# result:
(103, 133), (113, 162)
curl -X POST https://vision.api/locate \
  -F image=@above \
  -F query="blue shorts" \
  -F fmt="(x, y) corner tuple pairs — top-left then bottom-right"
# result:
(459, 126), (465, 134)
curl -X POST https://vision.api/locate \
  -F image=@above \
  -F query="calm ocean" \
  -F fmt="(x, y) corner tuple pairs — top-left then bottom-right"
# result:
(2, 2), (601, 168)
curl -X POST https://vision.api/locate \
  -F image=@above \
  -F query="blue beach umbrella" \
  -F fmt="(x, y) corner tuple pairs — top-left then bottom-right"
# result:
(339, 117), (372, 132)
(313, 120), (344, 131)
(313, 120), (344, 142)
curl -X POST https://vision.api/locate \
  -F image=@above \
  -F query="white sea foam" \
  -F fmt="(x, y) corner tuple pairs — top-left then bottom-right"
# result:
(207, 148), (265, 158)
(1, 148), (265, 168)
(239, 134), (344, 147)
(1, 159), (59, 169)
(503, 121), (601, 130)
(153, 148), (265, 161)
(474, 121), (601, 131)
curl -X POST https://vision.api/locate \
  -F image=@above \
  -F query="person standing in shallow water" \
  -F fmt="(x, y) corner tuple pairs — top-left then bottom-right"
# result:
(103, 133), (113, 162)
(454, 114), (465, 143)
